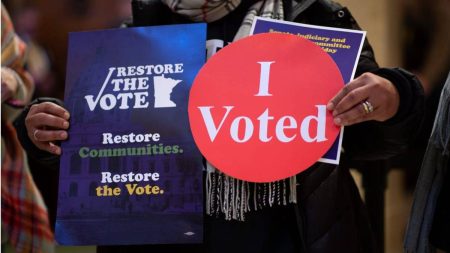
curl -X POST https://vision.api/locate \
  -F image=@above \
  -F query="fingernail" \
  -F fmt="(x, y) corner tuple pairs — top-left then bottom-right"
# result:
(334, 118), (342, 125)
(64, 112), (70, 119)
(327, 102), (334, 110)
(332, 110), (338, 117)
(60, 132), (68, 139)
(50, 145), (58, 154)
(63, 121), (69, 128)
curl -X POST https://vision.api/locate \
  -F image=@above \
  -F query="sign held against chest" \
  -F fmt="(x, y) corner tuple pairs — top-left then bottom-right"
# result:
(189, 33), (343, 182)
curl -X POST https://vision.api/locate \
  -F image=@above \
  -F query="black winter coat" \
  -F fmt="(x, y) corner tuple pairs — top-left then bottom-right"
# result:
(15, 0), (424, 252)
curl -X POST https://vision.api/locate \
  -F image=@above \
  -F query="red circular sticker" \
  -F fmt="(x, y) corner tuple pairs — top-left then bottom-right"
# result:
(189, 33), (343, 182)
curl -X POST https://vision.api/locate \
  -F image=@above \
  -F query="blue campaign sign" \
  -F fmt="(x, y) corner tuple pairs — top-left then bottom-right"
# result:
(56, 24), (206, 245)
(250, 17), (366, 164)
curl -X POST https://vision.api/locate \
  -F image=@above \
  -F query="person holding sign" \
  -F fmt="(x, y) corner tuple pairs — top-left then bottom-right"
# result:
(15, 0), (424, 253)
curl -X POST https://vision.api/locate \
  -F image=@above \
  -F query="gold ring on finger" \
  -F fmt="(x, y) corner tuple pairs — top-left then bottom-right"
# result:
(362, 100), (374, 114)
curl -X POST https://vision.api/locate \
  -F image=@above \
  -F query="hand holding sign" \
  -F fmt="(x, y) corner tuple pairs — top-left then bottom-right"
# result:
(25, 102), (70, 155)
(327, 72), (400, 126)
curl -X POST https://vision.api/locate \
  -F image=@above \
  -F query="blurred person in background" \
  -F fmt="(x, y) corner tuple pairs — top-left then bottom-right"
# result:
(401, 1), (450, 252)
(397, 0), (450, 190)
(404, 72), (450, 253)
(1, 3), (54, 253)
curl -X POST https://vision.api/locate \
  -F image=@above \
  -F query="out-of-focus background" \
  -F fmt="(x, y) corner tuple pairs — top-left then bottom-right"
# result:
(2, 0), (450, 252)
(339, 0), (449, 252)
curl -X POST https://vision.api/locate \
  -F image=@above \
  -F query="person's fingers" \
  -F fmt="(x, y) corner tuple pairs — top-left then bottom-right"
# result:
(329, 73), (400, 126)
(327, 75), (366, 110)
(331, 84), (371, 117)
(334, 101), (377, 126)
(23, 103), (69, 155)
(33, 129), (68, 142)
(26, 112), (70, 130)
(35, 141), (61, 155)
(29, 102), (70, 120)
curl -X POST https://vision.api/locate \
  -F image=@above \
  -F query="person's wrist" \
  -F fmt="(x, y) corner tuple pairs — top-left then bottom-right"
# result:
(371, 68), (414, 125)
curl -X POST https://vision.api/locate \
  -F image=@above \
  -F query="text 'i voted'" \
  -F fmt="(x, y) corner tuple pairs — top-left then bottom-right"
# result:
(189, 33), (344, 182)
